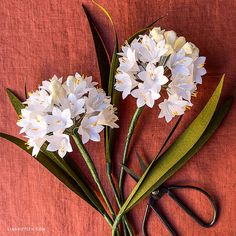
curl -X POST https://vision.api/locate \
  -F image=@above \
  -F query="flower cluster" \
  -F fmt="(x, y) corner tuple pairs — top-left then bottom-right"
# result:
(17, 73), (118, 158)
(115, 27), (206, 122)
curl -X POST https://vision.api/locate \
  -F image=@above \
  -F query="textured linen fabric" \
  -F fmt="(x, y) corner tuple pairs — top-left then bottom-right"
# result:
(0, 0), (235, 235)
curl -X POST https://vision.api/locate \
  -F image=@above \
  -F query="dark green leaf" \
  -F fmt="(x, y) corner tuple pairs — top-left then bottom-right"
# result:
(135, 151), (148, 173)
(82, 4), (110, 93)
(122, 165), (140, 182)
(0, 133), (99, 211)
(113, 76), (225, 234)
(6, 88), (25, 115)
(40, 143), (106, 214)
(4, 89), (110, 218)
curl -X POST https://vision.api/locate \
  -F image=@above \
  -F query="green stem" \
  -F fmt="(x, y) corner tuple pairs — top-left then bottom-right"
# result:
(72, 132), (116, 220)
(118, 107), (143, 202)
(106, 164), (134, 235)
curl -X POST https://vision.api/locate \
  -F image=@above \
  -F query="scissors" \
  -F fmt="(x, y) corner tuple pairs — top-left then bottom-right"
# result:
(123, 153), (218, 236)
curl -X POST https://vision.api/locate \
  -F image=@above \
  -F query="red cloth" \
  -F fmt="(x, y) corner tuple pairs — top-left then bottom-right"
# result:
(0, 0), (235, 235)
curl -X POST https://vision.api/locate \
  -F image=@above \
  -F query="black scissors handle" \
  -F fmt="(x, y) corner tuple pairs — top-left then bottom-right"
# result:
(142, 198), (178, 236)
(166, 185), (217, 227)
(142, 185), (218, 236)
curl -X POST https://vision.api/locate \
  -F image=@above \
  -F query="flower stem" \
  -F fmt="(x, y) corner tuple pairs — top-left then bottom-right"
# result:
(72, 132), (116, 220)
(118, 107), (144, 202)
(106, 163), (134, 235)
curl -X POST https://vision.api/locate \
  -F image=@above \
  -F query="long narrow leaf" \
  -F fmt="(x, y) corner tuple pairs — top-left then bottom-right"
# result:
(152, 96), (233, 193)
(0, 133), (99, 211)
(5, 88), (108, 216)
(82, 4), (110, 93)
(113, 76), (225, 234)
(40, 144), (106, 213)
(6, 89), (25, 115)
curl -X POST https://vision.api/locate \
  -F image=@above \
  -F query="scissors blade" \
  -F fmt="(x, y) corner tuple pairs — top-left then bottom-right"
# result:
(148, 197), (178, 236)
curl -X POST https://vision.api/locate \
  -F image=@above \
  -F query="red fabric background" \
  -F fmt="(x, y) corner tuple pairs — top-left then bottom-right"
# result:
(0, 0), (235, 235)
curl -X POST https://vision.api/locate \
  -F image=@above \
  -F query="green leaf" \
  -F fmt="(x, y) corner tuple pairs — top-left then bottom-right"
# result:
(6, 88), (25, 115)
(127, 16), (166, 44)
(109, 33), (119, 98)
(5, 87), (104, 212)
(0, 133), (99, 211)
(4, 89), (114, 223)
(82, 4), (110, 93)
(153, 96), (233, 193)
(106, 34), (119, 163)
(113, 76), (225, 234)
(135, 151), (148, 173)
(40, 143), (107, 214)
(122, 165), (140, 182)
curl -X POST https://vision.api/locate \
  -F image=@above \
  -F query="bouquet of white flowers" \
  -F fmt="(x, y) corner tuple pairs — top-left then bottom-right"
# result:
(0, 2), (232, 236)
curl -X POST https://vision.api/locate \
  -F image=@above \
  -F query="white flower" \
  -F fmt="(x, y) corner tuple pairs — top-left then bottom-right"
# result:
(97, 105), (119, 128)
(27, 137), (46, 156)
(24, 89), (52, 113)
(17, 109), (47, 139)
(149, 27), (165, 43)
(182, 42), (199, 59)
(164, 30), (186, 55)
(85, 89), (110, 114)
(18, 72), (119, 157)
(41, 75), (63, 93)
(158, 94), (192, 122)
(47, 107), (73, 133)
(131, 84), (156, 108)
(193, 57), (206, 84)
(168, 76), (196, 101)
(78, 116), (104, 144)
(118, 48), (139, 73)
(138, 63), (168, 97)
(115, 26), (206, 121)
(47, 133), (72, 158)
(64, 73), (97, 98)
(167, 49), (193, 76)
(67, 93), (85, 118)
(115, 71), (138, 99)
(138, 36), (167, 63)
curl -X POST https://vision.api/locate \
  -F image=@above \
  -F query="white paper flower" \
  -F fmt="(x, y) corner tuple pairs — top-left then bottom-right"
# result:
(27, 137), (47, 157)
(138, 63), (168, 97)
(67, 94), (85, 119)
(17, 109), (47, 139)
(47, 133), (72, 158)
(158, 94), (192, 122)
(193, 57), (206, 84)
(46, 107), (73, 133)
(150, 27), (165, 43)
(118, 48), (139, 73)
(115, 71), (138, 99)
(97, 105), (119, 128)
(17, 72), (119, 157)
(138, 35), (167, 63)
(85, 88), (110, 114)
(164, 30), (186, 55)
(78, 116), (104, 144)
(167, 49), (193, 77)
(168, 76), (196, 101)
(115, 26), (206, 122)
(131, 84), (156, 108)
